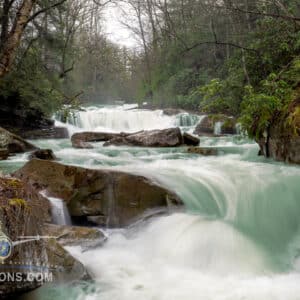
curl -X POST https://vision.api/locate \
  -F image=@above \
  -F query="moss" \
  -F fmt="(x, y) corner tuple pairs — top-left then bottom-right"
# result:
(223, 118), (236, 129)
(6, 179), (22, 188)
(9, 198), (29, 209)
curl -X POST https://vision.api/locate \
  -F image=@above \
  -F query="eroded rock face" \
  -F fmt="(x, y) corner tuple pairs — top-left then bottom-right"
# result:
(104, 128), (183, 147)
(0, 127), (37, 156)
(29, 149), (57, 161)
(14, 160), (182, 227)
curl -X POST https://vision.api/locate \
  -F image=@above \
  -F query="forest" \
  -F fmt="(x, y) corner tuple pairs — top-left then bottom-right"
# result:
(0, 0), (299, 139)
(1, 1), (300, 299)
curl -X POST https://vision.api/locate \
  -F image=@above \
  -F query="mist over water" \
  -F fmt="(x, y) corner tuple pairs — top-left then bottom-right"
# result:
(8, 105), (300, 300)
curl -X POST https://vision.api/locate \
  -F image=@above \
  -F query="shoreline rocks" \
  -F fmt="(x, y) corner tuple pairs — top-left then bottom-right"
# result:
(14, 159), (183, 227)
(0, 127), (37, 156)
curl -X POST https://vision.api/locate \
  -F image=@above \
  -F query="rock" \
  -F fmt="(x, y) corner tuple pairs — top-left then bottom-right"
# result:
(0, 127), (37, 156)
(0, 148), (9, 160)
(183, 132), (200, 146)
(0, 177), (50, 298)
(20, 127), (69, 140)
(87, 215), (107, 226)
(45, 238), (91, 282)
(187, 147), (218, 156)
(194, 116), (215, 136)
(29, 149), (57, 161)
(71, 132), (123, 149)
(104, 128), (183, 147)
(193, 115), (237, 136)
(257, 98), (300, 164)
(43, 224), (106, 247)
(14, 160), (182, 227)
(163, 108), (186, 116)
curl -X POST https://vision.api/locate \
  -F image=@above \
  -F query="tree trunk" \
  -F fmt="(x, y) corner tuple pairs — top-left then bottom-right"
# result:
(0, 0), (36, 78)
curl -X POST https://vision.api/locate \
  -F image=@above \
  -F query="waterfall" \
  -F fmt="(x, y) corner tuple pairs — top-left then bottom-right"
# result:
(55, 104), (204, 134)
(175, 113), (202, 127)
(48, 196), (72, 226)
(214, 121), (223, 135)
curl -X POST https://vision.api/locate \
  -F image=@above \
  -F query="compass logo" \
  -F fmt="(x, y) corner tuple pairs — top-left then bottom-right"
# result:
(0, 236), (12, 260)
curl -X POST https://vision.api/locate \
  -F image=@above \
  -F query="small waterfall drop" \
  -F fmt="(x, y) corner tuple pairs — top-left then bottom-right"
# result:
(48, 196), (72, 226)
(214, 121), (223, 135)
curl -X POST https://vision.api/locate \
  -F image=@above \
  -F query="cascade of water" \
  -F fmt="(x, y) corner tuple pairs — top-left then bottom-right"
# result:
(47, 196), (72, 226)
(214, 121), (223, 135)
(55, 105), (205, 135)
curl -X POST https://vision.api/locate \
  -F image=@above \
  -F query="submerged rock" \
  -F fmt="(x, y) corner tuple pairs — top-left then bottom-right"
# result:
(0, 127), (37, 158)
(14, 160), (182, 227)
(187, 147), (218, 156)
(104, 127), (183, 147)
(71, 131), (124, 149)
(29, 149), (57, 161)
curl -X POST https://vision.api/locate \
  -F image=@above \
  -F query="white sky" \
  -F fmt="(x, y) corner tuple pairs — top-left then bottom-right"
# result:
(103, 3), (138, 48)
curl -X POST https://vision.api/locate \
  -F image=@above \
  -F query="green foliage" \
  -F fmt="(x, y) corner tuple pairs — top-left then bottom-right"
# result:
(0, 49), (62, 117)
(239, 74), (293, 137)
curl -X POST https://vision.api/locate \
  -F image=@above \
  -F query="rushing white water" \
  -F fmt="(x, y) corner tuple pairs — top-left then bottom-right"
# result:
(59, 105), (203, 134)
(3, 105), (300, 300)
(214, 121), (223, 135)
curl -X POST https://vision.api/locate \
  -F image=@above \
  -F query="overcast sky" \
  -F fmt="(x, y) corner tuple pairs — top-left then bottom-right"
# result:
(103, 2), (138, 48)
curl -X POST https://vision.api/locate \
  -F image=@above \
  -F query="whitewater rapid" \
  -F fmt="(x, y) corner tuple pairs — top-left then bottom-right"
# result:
(4, 104), (300, 300)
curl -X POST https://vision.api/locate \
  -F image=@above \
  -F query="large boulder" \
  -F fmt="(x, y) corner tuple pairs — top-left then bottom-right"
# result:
(257, 98), (300, 164)
(0, 127), (37, 156)
(104, 127), (183, 147)
(71, 132), (124, 149)
(14, 160), (182, 227)
(0, 177), (49, 298)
